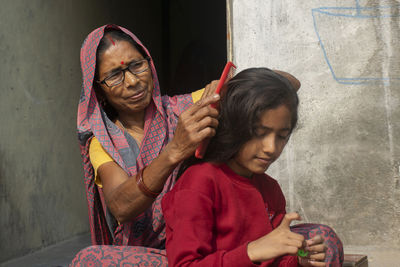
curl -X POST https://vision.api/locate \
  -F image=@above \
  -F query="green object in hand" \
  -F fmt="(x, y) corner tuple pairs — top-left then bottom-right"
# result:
(297, 249), (308, 257)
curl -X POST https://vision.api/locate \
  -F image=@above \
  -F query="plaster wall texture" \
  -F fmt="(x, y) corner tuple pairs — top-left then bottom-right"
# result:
(0, 0), (162, 263)
(232, 0), (400, 251)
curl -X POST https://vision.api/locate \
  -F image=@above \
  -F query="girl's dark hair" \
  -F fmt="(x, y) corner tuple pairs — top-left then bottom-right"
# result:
(178, 67), (299, 177)
(94, 28), (148, 120)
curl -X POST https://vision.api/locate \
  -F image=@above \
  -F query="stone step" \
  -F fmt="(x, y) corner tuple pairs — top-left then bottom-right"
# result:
(343, 254), (369, 267)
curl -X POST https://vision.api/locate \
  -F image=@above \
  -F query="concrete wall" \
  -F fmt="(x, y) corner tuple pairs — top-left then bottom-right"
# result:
(232, 0), (399, 251)
(0, 0), (162, 263)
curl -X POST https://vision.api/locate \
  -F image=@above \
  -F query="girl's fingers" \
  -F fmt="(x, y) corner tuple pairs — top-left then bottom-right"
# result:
(285, 238), (303, 249)
(306, 235), (324, 246)
(288, 231), (306, 242)
(309, 252), (326, 261)
(306, 243), (327, 253)
(279, 213), (301, 229)
(308, 260), (326, 267)
(299, 258), (326, 267)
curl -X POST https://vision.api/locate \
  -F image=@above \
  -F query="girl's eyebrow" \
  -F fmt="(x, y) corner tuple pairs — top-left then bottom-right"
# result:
(257, 125), (291, 132)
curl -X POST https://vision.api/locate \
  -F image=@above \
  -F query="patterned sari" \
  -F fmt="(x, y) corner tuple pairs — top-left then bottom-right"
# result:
(74, 24), (193, 265)
(72, 24), (343, 266)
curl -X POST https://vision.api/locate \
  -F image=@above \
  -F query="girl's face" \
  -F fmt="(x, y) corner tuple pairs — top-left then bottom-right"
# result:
(227, 104), (292, 178)
(97, 40), (154, 116)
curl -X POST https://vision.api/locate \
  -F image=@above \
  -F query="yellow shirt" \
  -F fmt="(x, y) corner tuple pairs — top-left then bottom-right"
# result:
(89, 89), (205, 187)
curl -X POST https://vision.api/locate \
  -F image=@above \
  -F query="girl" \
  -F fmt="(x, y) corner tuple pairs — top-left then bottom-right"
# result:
(161, 68), (342, 266)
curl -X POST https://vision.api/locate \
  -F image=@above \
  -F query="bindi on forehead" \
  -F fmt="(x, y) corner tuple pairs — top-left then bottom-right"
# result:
(121, 61), (124, 65)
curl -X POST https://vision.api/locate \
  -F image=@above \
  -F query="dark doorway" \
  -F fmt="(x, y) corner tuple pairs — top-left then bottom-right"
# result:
(161, 0), (227, 95)
(88, 0), (226, 96)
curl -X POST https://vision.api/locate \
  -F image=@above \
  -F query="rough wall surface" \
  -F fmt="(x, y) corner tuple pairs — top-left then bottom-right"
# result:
(0, 0), (162, 262)
(232, 0), (399, 249)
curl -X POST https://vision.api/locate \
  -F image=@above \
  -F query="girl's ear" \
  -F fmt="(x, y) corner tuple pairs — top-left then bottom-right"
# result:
(272, 70), (301, 92)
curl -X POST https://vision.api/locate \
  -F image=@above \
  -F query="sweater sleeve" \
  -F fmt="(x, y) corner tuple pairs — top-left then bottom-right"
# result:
(273, 255), (299, 266)
(162, 188), (258, 267)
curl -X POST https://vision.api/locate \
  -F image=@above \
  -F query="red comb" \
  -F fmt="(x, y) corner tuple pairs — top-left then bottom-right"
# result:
(195, 61), (237, 159)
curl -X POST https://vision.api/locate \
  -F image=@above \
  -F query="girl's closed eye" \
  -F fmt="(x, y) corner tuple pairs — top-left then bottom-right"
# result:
(278, 131), (290, 140)
(254, 125), (290, 140)
(254, 126), (270, 138)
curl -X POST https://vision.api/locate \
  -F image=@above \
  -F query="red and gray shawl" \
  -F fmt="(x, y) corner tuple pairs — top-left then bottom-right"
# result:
(77, 24), (193, 247)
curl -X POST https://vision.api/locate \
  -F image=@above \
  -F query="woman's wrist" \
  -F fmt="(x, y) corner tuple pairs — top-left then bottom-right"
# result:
(163, 142), (185, 166)
(136, 167), (162, 199)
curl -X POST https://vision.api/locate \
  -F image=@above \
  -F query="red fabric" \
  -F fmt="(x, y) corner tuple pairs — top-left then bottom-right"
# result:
(162, 162), (298, 267)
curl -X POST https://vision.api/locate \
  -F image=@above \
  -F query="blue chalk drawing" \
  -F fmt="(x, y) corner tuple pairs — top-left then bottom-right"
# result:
(312, 1), (400, 85)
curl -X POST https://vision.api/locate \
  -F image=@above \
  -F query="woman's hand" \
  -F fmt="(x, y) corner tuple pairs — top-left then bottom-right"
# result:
(298, 235), (327, 267)
(247, 213), (305, 263)
(166, 90), (220, 164)
(201, 80), (220, 99)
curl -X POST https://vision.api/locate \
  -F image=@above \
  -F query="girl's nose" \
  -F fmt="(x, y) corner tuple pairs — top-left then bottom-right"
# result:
(124, 71), (139, 87)
(262, 135), (276, 155)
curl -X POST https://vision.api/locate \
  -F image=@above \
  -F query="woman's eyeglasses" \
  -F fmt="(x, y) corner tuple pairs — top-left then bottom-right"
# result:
(99, 58), (150, 87)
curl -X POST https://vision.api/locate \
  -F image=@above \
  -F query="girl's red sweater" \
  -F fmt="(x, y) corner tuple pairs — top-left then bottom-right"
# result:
(162, 162), (298, 267)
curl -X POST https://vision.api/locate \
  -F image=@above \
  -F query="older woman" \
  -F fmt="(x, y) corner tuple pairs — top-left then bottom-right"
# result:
(73, 24), (222, 265)
(72, 24), (343, 266)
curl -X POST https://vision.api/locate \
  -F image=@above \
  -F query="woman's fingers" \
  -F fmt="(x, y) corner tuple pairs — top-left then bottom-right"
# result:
(191, 105), (219, 123)
(190, 94), (220, 114)
(195, 116), (219, 132)
(201, 80), (219, 100)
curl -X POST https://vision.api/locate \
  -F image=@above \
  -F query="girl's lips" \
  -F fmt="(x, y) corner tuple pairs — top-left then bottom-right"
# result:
(255, 157), (272, 165)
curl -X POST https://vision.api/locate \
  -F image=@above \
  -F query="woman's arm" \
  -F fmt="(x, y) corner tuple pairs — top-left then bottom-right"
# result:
(98, 93), (220, 223)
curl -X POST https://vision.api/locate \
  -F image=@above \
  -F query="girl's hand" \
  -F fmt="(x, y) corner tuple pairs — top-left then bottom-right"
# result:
(166, 93), (220, 164)
(298, 235), (327, 267)
(247, 213), (305, 263)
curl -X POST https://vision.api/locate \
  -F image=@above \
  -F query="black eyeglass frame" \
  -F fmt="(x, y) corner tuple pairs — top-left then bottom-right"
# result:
(98, 57), (151, 87)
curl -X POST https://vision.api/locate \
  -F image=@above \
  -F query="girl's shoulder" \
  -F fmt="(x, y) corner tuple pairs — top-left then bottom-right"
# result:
(172, 162), (222, 196)
(254, 173), (286, 199)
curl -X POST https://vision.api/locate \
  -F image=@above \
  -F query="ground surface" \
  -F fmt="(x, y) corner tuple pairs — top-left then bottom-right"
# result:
(1, 236), (398, 267)
(0, 233), (91, 267)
